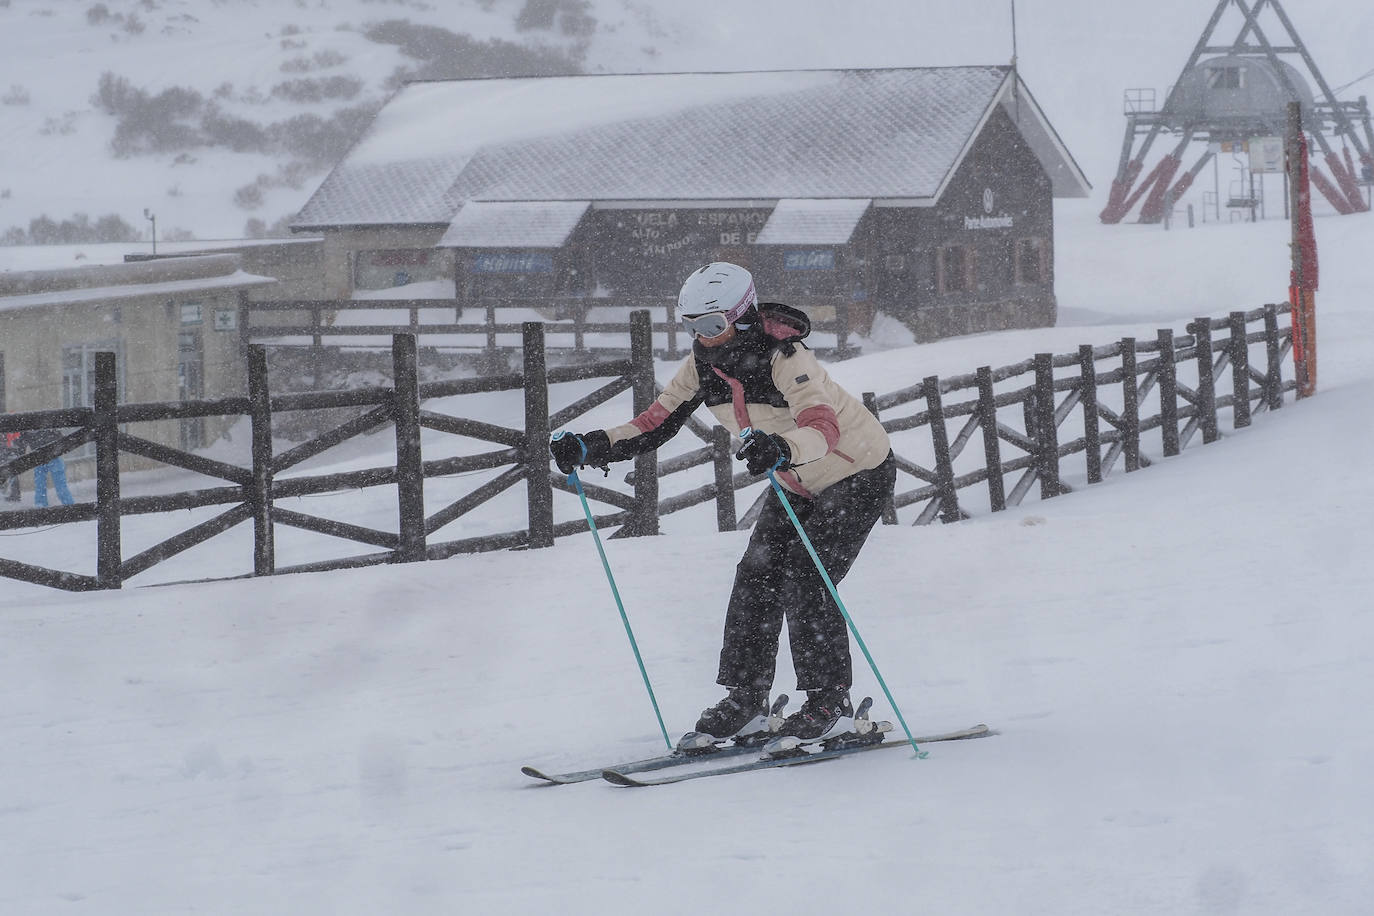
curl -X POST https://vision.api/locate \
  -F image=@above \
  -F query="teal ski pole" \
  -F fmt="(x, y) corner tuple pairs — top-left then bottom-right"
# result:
(562, 455), (673, 751)
(741, 428), (926, 759)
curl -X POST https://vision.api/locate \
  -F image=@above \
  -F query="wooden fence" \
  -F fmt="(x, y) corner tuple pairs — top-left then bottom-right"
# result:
(0, 307), (1294, 591)
(240, 297), (858, 364)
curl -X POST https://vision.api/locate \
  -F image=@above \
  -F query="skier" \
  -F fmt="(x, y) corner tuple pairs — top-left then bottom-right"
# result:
(550, 262), (895, 746)
(21, 428), (75, 507)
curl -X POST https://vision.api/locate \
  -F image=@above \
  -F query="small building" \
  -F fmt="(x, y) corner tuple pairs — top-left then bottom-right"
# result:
(293, 66), (1090, 341)
(0, 254), (275, 479)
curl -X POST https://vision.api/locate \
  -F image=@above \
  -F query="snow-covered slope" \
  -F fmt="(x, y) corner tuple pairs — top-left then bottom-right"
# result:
(1, 196), (1372, 913)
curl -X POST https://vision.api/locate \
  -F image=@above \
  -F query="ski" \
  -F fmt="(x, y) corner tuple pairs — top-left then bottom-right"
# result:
(522, 694), (792, 785)
(521, 742), (760, 785)
(601, 724), (994, 787)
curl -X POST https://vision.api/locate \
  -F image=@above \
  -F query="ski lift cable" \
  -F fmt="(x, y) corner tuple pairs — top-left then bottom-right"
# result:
(1332, 66), (1374, 95)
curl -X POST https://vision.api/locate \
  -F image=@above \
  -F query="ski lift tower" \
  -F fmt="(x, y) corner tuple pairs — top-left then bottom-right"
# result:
(1101, 0), (1374, 224)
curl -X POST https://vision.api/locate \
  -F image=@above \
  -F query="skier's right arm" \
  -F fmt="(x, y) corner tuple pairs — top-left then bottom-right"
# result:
(602, 357), (703, 461)
(548, 358), (702, 473)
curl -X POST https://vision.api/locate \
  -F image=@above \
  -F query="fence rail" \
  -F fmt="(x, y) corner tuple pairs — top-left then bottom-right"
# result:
(241, 297), (857, 361)
(0, 307), (1295, 591)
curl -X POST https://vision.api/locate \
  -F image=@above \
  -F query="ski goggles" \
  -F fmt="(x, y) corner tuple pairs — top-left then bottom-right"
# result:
(680, 310), (733, 339)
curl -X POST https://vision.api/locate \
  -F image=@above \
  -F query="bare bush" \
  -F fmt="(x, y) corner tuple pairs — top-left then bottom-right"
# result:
(2, 84), (30, 106)
(516, 0), (596, 37)
(233, 183), (265, 210)
(4, 212), (141, 245)
(271, 76), (362, 103)
(362, 19), (583, 84)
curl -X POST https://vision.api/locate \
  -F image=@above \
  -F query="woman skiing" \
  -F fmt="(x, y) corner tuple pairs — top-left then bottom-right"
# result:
(550, 262), (895, 745)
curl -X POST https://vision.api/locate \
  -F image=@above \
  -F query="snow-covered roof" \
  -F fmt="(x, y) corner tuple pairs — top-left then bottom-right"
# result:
(754, 199), (872, 245)
(293, 67), (1090, 230)
(0, 254), (276, 314)
(436, 200), (590, 248)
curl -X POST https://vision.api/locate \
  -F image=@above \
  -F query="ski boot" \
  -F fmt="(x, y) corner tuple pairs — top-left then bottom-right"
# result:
(676, 690), (788, 755)
(764, 695), (891, 758)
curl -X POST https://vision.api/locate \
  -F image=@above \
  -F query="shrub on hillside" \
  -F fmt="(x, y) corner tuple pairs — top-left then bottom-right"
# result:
(269, 104), (380, 163)
(516, 0), (596, 37)
(3, 212), (141, 245)
(201, 105), (270, 152)
(362, 19), (582, 85)
(90, 71), (379, 165)
(271, 76), (362, 104)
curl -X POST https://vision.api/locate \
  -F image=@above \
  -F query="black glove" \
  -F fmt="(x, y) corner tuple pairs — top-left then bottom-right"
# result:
(549, 430), (612, 475)
(737, 430), (792, 476)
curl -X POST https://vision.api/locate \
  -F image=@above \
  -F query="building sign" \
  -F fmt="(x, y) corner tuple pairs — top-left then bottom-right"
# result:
(213, 308), (238, 332)
(783, 250), (836, 270)
(1249, 136), (1285, 174)
(964, 187), (1014, 230)
(618, 209), (768, 259)
(965, 214), (1014, 230)
(472, 252), (554, 273)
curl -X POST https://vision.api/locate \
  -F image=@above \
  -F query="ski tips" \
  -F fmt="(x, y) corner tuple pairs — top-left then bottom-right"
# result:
(600, 769), (646, 787)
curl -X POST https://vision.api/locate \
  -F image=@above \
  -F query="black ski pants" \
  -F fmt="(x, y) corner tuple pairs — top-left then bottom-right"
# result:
(716, 453), (896, 692)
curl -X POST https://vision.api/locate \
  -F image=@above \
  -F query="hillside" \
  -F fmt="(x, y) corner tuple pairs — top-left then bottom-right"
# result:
(2, 0), (1370, 247)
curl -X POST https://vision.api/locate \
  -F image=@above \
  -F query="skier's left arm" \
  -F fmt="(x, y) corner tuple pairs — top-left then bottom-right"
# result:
(771, 350), (842, 465)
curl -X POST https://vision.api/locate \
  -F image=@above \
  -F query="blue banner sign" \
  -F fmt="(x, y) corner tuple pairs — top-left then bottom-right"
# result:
(783, 250), (836, 271)
(472, 252), (554, 273)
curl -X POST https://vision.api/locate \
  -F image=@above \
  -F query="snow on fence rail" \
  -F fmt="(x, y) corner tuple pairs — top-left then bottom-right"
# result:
(0, 308), (1294, 591)
(241, 297), (858, 364)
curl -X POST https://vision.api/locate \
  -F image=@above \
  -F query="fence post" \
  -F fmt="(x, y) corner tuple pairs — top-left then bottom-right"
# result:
(863, 391), (898, 524)
(483, 301), (503, 374)
(615, 310), (660, 538)
(523, 322), (554, 549)
(1033, 353), (1062, 498)
(248, 345), (274, 576)
(237, 289), (251, 358)
(666, 299), (680, 360)
(94, 352), (122, 589)
(974, 368), (1005, 512)
(834, 301), (851, 359)
(712, 426), (738, 532)
(1121, 337), (1141, 472)
(310, 303), (325, 387)
(1264, 304), (1284, 411)
(572, 303), (587, 355)
(1079, 345), (1102, 484)
(924, 376), (961, 523)
(393, 334), (427, 561)
(1193, 318), (1220, 444)
(1157, 329), (1181, 457)
(1229, 311), (1252, 429)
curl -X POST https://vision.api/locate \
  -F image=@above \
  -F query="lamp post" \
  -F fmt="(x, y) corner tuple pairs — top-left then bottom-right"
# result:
(143, 208), (156, 255)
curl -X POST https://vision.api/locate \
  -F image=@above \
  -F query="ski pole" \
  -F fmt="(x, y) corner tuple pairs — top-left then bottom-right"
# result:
(564, 464), (673, 750)
(741, 428), (926, 759)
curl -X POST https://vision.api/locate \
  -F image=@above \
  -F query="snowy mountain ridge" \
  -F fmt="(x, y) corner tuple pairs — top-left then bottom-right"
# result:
(0, 0), (674, 242)
(1, 0), (1370, 250)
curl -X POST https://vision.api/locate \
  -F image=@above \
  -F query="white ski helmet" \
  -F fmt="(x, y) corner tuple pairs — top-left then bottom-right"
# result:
(677, 262), (757, 338)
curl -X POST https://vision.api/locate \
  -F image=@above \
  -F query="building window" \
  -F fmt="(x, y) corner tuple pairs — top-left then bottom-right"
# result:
(62, 341), (124, 458)
(1207, 66), (1244, 90)
(353, 248), (448, 291)
(1012, 237), (1048, 286)
(937, 245), (972, 294)
(178, 331), (204, 451)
